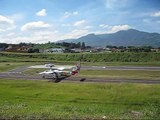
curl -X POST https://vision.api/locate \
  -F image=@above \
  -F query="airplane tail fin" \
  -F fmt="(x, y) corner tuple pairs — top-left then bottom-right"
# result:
(71, 63), (81, 75)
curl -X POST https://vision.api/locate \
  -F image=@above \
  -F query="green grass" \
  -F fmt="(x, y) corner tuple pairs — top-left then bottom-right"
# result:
(0, 62), (55, 72)
(1, 51), (160, 66)
(0, 62), (45, 72)
(0, 79), (160, 119)
(79, 70), (160, 80)
(1, 52), (160, 63)
(0, 62), (30, 72)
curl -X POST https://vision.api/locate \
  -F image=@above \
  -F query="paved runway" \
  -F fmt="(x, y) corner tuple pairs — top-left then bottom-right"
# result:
(82, 66), (160, 71)
(0, 65), (160, 84)
(0, 72), (160, 84)
(7, 65), (160, 73)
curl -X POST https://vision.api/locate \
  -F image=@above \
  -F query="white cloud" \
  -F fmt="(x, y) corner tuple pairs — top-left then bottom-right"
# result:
(0, 30), (59, 44)
(84, 26), (93, 29)
(151, 11), (160, 17)
(107, 25), (132, 33)
(62, 24), (71, 27)
(61, 29), (90, 39)
(61, 11), (78, 20)
(9, 13), (25, 21)
(62, 20), (88, 28)
(21, 21), (52, 31)
(36, 9), (47, 17)
(0, 15), (16, 32)
(0, 29), (88, 44)
(6, 32), (15, 37)
(99, 24), (109, 28)
(62, 12), (71, 19)
(73, 11), (78, 15)
(74, 20), (86, 27)
(30, 31), (59, 42)
(97, 24), (132, 34)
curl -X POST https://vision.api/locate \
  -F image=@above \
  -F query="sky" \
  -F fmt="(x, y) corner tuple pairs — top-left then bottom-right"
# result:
(0, 0), (160, 44)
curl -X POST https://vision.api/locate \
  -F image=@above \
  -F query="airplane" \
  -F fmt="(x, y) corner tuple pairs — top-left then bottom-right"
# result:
(29, 63), (85, 82)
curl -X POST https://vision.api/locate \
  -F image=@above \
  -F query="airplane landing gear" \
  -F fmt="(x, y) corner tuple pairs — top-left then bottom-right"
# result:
(80, 78), (86, 82)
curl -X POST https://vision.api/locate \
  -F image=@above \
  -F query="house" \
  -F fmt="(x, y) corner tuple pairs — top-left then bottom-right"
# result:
(111, 48), (119, 52)
(17, 46), (31, 52)
(5, 45), (32, 52)
(70, 48), (83, 53)
(151, 48), (160, 52)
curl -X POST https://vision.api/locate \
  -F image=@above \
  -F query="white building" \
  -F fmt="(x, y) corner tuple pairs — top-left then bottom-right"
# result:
(44, 48), (64, 53)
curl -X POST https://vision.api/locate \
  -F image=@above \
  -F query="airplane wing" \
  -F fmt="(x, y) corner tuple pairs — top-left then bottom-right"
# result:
(55, 65), (74, 70)
(39, 70), (54, 75)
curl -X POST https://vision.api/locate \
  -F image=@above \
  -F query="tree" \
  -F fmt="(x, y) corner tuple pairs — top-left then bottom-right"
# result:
(0, 43), (8, 48)
(81, 42), (85, 49)
(28, 48), (39, 53)
(77, 42), (81, 48)
(19, 42), (27, 47)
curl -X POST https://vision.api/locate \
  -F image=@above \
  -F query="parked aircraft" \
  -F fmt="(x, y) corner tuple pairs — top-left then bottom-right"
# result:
(29, 63), (85, 82)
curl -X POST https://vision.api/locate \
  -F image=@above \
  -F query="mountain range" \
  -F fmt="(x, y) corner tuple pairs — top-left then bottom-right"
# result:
(58, 29), (160, 47)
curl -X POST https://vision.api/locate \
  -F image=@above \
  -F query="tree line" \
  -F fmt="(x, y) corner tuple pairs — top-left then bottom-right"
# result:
(106, 45), (157, 52)
(0, 42), (159, 53)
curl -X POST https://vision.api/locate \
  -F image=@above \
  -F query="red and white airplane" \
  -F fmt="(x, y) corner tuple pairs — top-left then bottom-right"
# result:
(29, 63), (84, 82)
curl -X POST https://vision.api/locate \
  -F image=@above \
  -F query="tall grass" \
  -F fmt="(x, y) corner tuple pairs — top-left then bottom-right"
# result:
(0, 52), (160, 62)
(0, 79), (160, 119)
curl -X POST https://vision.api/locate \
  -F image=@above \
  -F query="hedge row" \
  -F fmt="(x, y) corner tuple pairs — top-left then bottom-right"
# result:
(0, 52), (160, 62)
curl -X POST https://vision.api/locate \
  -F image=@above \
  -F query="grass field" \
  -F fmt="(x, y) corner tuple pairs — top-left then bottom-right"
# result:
(79, 70), (160, 80)
(0, 62), (30, 72)
(0, 62), (55, 72)
(1, 58), (160, 66)
(1, 52), (160, 67)
(0, 54), (160, 119)
(0, 79), (160, 119)
(1, 52), (160, 64)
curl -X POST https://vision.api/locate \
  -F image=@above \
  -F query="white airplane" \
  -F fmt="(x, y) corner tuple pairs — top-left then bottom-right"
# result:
(29, 63), (84, 82)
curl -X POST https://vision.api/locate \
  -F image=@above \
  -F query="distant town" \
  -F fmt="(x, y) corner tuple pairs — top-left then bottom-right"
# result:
(0, 42), (160, 53)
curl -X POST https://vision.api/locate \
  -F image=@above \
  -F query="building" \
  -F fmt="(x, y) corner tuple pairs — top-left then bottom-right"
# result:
(44, 48), (65, 53)
(5, 45), (32, 52)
